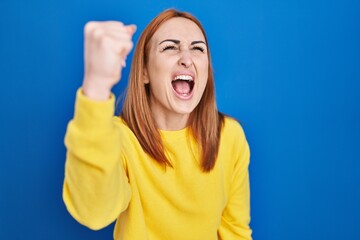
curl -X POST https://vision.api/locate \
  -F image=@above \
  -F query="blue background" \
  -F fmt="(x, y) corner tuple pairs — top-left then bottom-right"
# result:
(1, 0), (359, 239)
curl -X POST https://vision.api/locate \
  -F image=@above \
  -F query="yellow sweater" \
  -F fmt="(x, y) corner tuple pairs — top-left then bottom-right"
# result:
(63, 90), (252, 240)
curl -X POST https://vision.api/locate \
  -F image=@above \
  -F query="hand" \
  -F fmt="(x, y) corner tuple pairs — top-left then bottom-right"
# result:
(82, 21), (136, 100)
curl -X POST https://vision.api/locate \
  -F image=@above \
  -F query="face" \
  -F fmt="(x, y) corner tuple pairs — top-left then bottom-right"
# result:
(144, 17), (209, 127)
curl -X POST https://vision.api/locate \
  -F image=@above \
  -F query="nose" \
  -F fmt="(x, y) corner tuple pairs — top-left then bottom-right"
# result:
(178, 51), (193, 68)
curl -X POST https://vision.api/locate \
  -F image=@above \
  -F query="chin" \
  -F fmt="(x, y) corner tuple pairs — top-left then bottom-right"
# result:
(171, 103), (197, 115)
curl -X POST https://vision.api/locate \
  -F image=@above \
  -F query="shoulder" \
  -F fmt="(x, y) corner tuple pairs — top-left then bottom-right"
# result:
(222, 116), (247, 142)
(112, 116), (138, 142)
(220, 116), (250, 167)
(220, 116), (249, 157)
(113, 116), (128, 129)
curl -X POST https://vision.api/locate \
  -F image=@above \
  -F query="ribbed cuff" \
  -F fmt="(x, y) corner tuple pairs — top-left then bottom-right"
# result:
(73, 88), (116, 130)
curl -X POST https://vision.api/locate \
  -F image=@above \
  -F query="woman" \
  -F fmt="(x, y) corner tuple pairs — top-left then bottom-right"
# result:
(63, 9), (252, 240)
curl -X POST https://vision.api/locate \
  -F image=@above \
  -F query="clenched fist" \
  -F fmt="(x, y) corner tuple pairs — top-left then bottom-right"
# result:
(82, 21), (136, 100)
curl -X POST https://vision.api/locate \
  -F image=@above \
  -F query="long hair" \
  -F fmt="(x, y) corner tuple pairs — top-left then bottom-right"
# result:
(121, 9), (224, 172)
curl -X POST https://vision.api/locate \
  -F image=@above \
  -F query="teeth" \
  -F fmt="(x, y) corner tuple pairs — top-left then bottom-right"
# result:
(173, 75), (193, 81)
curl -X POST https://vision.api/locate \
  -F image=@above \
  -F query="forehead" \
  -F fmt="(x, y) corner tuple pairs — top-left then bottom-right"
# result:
(152, 17), (205, 43)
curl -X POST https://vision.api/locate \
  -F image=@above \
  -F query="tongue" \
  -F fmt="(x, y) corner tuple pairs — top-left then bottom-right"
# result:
(172, 80), (190, 94)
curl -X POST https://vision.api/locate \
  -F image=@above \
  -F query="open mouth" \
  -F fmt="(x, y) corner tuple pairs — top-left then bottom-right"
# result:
(171, 75), (195, 97)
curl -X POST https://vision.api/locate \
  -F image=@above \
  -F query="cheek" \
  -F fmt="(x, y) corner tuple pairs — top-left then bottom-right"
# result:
(198, 57), (209, 73)
(147, 62), (172, 85)
(198, 59), (209, 86)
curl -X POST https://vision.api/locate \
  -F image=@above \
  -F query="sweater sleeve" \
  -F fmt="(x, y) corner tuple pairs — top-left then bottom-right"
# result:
(62, 89), (131, 230)
(218, 122), (252, 239)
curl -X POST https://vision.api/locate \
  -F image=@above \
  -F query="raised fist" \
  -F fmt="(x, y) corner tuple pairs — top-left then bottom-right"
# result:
(82, 21), (136, 100)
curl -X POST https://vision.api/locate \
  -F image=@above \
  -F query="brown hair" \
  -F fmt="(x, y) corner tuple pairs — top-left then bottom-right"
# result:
(121, 9), (224, 172)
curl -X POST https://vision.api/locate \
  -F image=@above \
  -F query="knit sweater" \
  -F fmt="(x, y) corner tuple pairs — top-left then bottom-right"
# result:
(63, 89), (252, 239)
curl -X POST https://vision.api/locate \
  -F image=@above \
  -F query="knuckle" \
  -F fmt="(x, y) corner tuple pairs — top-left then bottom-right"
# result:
(121, 41), (133, 53)
(84, 21), (97, 34)
(115, 21), (124, 27)
(128, 41), (134, 49)
(99, 36), (113, 47)
(105, 21), (124, 27)
(125, 39), (133, 47)
(92, 28), (105, 40)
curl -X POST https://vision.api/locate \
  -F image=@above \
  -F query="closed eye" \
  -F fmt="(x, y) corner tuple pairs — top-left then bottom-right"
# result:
(161, 45), (178, 51)
(192, 46), (205, 52)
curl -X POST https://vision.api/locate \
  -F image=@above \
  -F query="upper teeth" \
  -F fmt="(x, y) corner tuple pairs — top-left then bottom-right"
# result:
(174, 75), (193, 81)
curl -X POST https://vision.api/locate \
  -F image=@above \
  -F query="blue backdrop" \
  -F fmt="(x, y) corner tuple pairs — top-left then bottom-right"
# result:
(1, 0), (359, 239)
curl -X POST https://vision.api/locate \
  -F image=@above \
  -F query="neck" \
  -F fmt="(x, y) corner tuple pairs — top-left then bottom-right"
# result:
(151, 108), (190, 131)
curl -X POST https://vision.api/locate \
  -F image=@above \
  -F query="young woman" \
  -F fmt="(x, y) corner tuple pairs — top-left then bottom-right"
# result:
(63, 9), (252, 240)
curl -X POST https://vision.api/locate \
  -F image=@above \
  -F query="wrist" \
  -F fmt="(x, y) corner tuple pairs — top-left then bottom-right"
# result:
(82, 77), (112, 101)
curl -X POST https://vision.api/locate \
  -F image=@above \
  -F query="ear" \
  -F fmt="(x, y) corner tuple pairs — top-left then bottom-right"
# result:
(143, 68), (150, 84)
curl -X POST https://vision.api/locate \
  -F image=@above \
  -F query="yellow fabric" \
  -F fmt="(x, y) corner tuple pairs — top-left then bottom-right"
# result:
(63, 89), (252, 240)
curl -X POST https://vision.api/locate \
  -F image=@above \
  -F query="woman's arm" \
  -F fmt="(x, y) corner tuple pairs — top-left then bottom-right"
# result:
(63, 90), (131, 230)
(218, 123), (252, 239)
(63, 21), (136, 230)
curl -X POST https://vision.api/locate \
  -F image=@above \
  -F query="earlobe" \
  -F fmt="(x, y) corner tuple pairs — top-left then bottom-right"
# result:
(143, 69), (150, 84)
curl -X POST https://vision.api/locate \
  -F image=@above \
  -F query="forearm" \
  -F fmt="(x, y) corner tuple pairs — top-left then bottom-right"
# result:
(62, 89), (131, 230)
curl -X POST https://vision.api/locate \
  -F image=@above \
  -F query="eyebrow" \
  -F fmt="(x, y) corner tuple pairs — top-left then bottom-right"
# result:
(159, 39), (206, 45)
